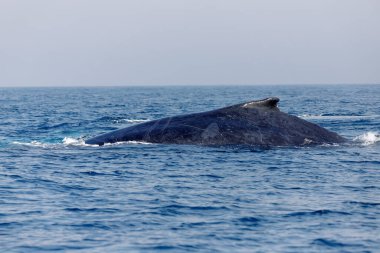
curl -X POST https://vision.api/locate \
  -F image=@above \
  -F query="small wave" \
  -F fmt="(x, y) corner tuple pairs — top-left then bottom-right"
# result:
(312, 238), (362, 248)
(344, 201), (380, 208)
(64, 207), (120, 213)
(284, 210), (351, 218)
(159, 204), (229, 216)
(353, 132), (380, 146)
(236, 217), (262, 225)
(299, 114), (379, 120)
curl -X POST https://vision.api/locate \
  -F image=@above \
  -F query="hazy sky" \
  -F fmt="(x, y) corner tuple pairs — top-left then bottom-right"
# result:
(0, 0), (379, 86)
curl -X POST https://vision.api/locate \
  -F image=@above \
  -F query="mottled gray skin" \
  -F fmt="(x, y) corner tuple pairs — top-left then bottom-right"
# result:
(85, 97), (346, 146)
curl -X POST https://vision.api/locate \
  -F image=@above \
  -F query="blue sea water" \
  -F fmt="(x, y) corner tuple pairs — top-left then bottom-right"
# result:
(0, 85), (379, 252)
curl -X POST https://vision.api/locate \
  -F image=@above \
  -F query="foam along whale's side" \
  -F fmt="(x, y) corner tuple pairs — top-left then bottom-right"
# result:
(85, 97), (346, 146)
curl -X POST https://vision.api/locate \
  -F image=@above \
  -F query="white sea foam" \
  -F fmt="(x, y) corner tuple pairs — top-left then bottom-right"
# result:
(62, 137), (153, 147)
(353, 132), (380, 146)
(12, 138), (88, 148)
(13, 133), (378, 148)
(299, 114), (323, 119)
(113, 119), (150, 124)
(62, 137), (92, 146)
(103, 140), (152, 146)
(12, 137), (152, 148)
(12, 141), (52, 148)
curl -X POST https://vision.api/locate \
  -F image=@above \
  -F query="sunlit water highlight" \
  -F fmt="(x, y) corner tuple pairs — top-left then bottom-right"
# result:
(0, 85), (379, 252)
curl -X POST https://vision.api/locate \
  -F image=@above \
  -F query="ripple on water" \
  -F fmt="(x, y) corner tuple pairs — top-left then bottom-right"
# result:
(312, 238), (363, 248)
(283, 210), (352, 218)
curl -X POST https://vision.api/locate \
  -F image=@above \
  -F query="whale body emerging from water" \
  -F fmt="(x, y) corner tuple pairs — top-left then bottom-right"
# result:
(85, 97), (346, 146)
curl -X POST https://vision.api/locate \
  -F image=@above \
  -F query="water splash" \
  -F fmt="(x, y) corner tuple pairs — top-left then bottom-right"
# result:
(62, 137), (85, 145)
(12, 137), (152, 148)
(353, 132), (380, 146)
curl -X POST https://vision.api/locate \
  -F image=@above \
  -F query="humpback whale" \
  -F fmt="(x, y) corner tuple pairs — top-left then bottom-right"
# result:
(85, 97), (346, 146)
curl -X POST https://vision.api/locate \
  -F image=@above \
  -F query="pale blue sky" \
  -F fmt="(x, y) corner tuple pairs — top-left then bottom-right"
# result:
(0, 0), (379, 86)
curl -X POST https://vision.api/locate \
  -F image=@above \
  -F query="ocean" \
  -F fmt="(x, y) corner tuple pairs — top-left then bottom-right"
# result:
(0, 85), (379, 252)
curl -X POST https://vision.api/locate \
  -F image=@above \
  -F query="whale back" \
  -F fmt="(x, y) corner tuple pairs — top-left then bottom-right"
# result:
(85, 97), (346, 146)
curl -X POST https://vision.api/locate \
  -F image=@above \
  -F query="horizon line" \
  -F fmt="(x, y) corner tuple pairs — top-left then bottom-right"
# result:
(0, 83), (379, 88)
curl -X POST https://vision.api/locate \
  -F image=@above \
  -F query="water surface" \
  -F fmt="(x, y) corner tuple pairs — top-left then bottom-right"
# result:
(0, 85), (379, 252)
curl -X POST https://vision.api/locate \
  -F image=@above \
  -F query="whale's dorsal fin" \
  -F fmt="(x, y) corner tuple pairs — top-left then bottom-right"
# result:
(242, 97), (280, 109)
